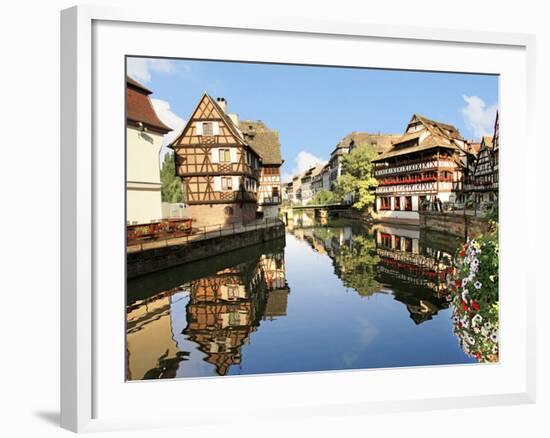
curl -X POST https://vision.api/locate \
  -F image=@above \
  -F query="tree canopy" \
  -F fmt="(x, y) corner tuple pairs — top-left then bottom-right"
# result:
(160, 152), (183, 203)
(308, 189), (339, 205)
(333, 144), (378, 210)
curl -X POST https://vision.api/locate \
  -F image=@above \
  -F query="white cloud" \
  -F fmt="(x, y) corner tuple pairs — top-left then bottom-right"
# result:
(150, 98), (187, 161)
(461, 95), (498, 139)
(282, 151), (327, 182)
(127, 58), (178, 83)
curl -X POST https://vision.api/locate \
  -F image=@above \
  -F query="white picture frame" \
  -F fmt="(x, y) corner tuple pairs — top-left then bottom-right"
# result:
(60, 5), (536, 433)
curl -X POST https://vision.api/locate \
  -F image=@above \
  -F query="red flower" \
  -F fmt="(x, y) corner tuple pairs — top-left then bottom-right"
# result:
(471, 300), (480, 311)
(455, 280), (461, 287)
(474, 352), (481, 359)
(459, 250), (465, 257)
(461, 301), (469, 311)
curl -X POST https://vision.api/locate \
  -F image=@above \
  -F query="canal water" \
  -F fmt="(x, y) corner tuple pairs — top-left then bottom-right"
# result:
(126, 212), (476, 380)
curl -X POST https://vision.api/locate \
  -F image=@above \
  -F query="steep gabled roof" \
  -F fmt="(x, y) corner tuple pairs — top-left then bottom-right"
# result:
(126, 76), (172, 134)
(372, 114), (465, 162)
(333, 132), (401, 155)
(169, 92), (249, 150)
(239, 120), (283, 165)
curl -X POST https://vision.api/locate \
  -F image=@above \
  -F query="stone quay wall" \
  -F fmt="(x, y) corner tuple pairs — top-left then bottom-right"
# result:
(419, 211), (490, 239)
(128, 222), (285, 278)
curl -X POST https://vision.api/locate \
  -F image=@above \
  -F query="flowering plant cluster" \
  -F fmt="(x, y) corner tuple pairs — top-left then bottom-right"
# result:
(448, 227), (499, 362)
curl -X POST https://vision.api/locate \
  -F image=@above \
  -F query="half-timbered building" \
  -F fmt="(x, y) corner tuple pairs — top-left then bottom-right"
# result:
(372, 114), (468, 224)
(283, 181), (294, 203)
(170, 94), (261, 227)
(491, 111), (499, 197)
(464, 135), (494, 205)
(300, 164), (324, 205)
(461, 111), (499, 207)
(126, 76), (172, 225)
(239, 120), (283, 219)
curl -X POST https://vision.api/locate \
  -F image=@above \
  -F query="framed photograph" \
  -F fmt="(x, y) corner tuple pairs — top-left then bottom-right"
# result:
(61, 5), (536, 433)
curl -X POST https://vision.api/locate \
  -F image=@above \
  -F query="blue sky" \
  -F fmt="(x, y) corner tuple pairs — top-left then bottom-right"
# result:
(127, 57), (498, 181)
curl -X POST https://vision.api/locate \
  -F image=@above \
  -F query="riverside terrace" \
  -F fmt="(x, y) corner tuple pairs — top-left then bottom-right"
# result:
(127, 218), (285, 278)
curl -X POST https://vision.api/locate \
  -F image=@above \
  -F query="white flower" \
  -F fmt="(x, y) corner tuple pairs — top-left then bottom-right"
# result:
(461, 318), (470, 329)
(481, 326), (489, 336)
(471, 258), (479, 267)
(472, 314), (483, 325)
(462, 278), (469, 287)
(484, 322), (492, 330)
(474, 326), (480, 334)
(492, 345), (498, 354)
(467, 336), (476, 345)
(490, 332), (499, 343)
(453, 316), (459, 323)
(489, 275), (496, 282)
(474, 281), (482, 290)
(461, 290), (469, 302)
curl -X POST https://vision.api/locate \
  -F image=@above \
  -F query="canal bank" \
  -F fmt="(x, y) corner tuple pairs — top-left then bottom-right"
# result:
(126, 215), (476, 380)
(127, 219), (285, 278)
(419, 211), (490, 239)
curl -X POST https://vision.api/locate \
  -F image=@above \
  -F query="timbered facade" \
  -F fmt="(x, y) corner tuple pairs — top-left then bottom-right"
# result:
(372, 114), (469, 223)
(170, 94), (261, 226)
(492, 111), (499, 194)
(300, 164), (324, 205)
(239, 120), (283, 219)
(462, 111), (499, 206)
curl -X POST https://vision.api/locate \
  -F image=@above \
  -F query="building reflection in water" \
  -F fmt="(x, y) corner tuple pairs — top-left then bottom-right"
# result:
(126, 246), (289, 380)
(288, 212), (456, 324)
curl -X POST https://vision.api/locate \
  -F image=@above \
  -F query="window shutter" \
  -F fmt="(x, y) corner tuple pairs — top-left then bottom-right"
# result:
(232, 176), (240, 190)
(211, 148), (219, 163)
(230, 148), (238, 163)
(213, 177), (221, 191)
(195, 122), (203, 136)
(213, 122), (220, 136)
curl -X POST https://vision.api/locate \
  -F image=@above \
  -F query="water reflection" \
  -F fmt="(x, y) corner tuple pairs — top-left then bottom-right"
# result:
(127, 242), (289, 380)
(127, 212), (476, 380)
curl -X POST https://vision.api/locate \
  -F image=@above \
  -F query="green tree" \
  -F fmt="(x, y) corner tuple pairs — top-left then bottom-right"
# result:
(308, 189), (338, 205)
(333, 144), (378, 210)
(160, 152), (183, 203)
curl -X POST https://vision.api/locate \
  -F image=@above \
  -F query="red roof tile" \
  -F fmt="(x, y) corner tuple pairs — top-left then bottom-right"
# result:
(126, 76), (171, 134)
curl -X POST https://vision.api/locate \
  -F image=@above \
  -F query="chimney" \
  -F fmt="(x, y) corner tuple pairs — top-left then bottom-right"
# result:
(216, 97), (227, 113)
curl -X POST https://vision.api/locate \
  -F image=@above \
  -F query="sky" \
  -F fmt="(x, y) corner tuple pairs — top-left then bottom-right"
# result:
(127, 57), (498, 182)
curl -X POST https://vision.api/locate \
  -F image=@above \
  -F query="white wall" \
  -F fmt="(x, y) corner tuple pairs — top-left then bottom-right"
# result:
(126, 126), (164, 223)
(2, 1), (548, 438)
(126, 126), (163, 184)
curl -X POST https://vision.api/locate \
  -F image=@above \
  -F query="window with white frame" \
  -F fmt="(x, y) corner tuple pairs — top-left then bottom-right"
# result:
(221, 176), (233, 191)
(219, 149), (230, 163)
